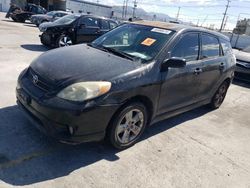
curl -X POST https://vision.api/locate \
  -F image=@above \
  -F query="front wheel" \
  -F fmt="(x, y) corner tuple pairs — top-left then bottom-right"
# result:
(56, 35), (73, 48)
(107, 102), (148, 150)
(209, 81), (229, 109)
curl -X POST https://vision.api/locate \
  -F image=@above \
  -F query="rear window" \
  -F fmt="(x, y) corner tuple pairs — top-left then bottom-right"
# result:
(201, 34), (220, 58)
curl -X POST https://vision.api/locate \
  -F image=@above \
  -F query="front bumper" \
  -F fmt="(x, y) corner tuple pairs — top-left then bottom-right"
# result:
(16, 88), (120, 144)
(30, 18), (40, 25)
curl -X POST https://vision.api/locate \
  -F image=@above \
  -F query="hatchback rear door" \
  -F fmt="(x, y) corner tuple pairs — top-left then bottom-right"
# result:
(196, 33), (225, 101)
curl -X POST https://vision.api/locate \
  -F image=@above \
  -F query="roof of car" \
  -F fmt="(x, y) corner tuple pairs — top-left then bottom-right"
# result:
(73, 13), (116, 21)
(131, 20), (229, 41)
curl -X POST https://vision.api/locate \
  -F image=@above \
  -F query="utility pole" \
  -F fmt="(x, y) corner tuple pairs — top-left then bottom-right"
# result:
(219, 0), (230, 32)
(223, 16), (228, 30)
(124, 0), (129, 19)
(196, 19), (200, 27)
(176, 7), (181, 21)
(122, 0), (126, 19)
(132, 0), (137, 18)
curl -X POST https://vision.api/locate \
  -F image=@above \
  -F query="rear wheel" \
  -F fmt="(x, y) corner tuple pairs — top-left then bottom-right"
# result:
(56, 35), (73, 47)
(107, 102), (148, 149)
(209, 81), (229, 109)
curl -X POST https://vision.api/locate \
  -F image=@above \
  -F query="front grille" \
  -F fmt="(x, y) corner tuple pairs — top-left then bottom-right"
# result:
(27, 68), (54, 92)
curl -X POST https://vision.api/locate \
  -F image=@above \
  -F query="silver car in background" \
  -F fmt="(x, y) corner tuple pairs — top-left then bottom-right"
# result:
(30, 11), (71, 26)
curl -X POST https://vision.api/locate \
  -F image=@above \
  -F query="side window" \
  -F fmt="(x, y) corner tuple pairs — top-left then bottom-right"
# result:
(31, 6), (38, 13)
(201, 34), (220, 58)
(101, 19), (109, 30)
(54, 13), (60, 17)
(109, 21), (118, 29)
(171, 33), (199, 62)
(80, 17), (99, 27)
(220, 38), (232, 56)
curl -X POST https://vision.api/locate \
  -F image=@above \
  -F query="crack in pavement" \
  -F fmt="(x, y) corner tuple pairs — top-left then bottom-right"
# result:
(0, 147), (59, 169)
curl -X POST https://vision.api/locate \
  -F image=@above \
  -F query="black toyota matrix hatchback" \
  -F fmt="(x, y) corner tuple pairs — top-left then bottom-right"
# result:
(17, 21), (236, 149)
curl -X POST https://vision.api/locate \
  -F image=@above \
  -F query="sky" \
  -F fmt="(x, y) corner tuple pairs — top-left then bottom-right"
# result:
(90, 0), (250, 30)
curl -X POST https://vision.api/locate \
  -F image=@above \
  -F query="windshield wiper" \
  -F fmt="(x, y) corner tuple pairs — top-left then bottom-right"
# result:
(102, 46), (135, 61)
(87, 43), (109, 52)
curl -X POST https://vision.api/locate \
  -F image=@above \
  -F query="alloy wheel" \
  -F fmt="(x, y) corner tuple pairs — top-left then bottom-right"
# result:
(213, 83), (228, 108)
(115, 109), (144, 144)
(58, 36), (72, 47)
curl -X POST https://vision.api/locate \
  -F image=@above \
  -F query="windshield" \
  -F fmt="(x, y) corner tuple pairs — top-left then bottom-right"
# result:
(54, 14), (78, 25)
(92, 24), (175, 62)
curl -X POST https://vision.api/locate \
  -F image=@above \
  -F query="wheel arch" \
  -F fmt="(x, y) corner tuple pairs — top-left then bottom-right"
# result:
(105, 95), (154, 136)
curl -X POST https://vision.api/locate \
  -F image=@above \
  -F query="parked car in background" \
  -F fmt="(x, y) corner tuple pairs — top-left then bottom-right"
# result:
(17, 21), (235, 149)
(6, 3), (47, 23)
(233, 47), (250, 82)
(39, 14), (118, 47)
(30, 11), (71, 26)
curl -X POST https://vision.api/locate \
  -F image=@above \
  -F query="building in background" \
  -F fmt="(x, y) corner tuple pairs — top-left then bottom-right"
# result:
(66, 0), (112, 18)
(233, 18), (250, 36)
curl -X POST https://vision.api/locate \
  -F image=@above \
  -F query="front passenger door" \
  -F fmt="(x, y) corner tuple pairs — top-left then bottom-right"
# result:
(158, 33), (203, 114)
(76, 17), (101, 43)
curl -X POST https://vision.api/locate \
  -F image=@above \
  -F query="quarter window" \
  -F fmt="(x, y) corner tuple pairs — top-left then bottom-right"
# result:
(110, 21), (118, 29)
(171, 33), (199, 62)
(201, 34), (220, 58)
(220, 38), (232, 55)
(101, 20), (109, 30)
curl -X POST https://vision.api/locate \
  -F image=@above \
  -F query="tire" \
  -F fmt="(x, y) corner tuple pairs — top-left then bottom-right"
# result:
(209, 81), (229, 109)
(107, 102), (148, 150)
(56, 35), (73, 48)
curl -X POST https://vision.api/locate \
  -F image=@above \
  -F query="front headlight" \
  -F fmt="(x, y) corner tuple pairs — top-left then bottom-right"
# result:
(39, 25), (47, 32)
(57, 81), (111, 102)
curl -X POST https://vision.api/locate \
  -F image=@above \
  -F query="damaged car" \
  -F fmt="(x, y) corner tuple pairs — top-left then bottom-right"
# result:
(16, 21), (235, 149)
(39, 14), (118, 47)
(30, 11), (70, 26)
(6, 3), (47, 23)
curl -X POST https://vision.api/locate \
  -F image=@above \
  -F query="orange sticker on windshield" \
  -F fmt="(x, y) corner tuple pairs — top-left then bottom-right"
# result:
(141, 38), (156, 46)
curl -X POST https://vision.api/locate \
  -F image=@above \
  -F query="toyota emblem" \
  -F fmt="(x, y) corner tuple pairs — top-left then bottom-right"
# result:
(32, 75), (39, 84)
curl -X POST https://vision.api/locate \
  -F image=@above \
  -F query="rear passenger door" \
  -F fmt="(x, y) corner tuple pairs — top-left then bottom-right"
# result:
(100, 19), (111, 35)
(197, 33), (225, 100)
(76, 17), (101, 43)
(158, 32), (203, 114)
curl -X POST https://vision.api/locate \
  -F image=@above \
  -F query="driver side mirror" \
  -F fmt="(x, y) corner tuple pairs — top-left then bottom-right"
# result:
(161, 57), (186, 72)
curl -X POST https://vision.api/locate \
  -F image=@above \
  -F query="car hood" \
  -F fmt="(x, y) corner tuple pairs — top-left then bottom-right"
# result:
(30, 44), (141, 84)
(233, 49), (250, 62)
(39, 21), (69, 32)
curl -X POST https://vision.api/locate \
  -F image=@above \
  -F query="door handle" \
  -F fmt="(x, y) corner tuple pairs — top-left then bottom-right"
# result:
(95, 28), (101, 33)
(219, 63), (225, 70)
(194, 68), (202, 75)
